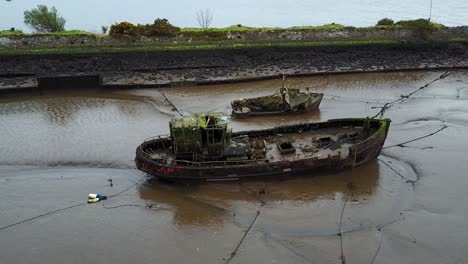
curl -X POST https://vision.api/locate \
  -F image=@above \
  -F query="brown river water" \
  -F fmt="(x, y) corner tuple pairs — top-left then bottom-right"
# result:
(1, 70), (468, 263)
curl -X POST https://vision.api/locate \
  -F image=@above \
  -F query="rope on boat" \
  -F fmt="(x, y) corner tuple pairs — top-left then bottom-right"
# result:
(368, 228), (384, 264)
(337, 151), (360, 264)
(382, 125), (448, 149)
(369, 156), (421, 263)
(324, 93), (385, 104)
(0, 175), (148, 233)
(0, 201), (88, 232)
(107, 175), (148, 198)
(371, 67), (455, 118)
(377, 157), (415, 183)
(224, 186), (266, 264)
(102, 203), (168, 210)
(224, 208), (262, 264)
(338, 192), (349, 264)
(337, 172), (356, 264)
(160, 91), (183, 116)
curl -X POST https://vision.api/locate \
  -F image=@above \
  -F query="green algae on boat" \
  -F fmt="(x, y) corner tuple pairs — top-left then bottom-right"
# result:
(231, 88), (323, 117)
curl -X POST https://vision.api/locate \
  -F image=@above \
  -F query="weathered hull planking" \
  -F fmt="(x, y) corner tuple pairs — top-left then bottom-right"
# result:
(231, 90), (324, 118)
(231, 94), (323, 118)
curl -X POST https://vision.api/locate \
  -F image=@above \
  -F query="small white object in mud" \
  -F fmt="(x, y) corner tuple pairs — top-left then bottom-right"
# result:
(87, 193), (107, 203)
(88, 197), (100, 203)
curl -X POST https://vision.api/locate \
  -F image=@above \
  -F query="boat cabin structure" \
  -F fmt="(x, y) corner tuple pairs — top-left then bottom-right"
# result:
(170, 113), (230, 161)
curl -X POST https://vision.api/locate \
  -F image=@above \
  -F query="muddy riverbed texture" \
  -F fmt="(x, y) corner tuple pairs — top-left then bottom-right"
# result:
(0, 43), (467, 94)
(1, 70), (468, 263)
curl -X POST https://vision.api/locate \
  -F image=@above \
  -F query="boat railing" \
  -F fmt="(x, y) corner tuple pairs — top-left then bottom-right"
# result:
(173, 159), (260, 167)
(143, 155), (260, 167)
(138, 135), (171, 159)
(142, 134), (170, 143)
(351, 124), (386, 155)
(139, 134), (261, 167)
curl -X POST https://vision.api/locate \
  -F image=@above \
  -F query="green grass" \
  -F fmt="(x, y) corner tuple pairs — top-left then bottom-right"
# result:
(31, 30), (98, 36)
(181, 25), (275, 32)
(179, 22), (448, 33)
(181, 23), (348, 33)
(0, 39), (422, 55)
(1, 30), (99, 37)
(448, 37), (468, 43)
(0, 20), (464, 56)
(0, 30), (25, 36)
(287, 24), (347, 30)
(2, 38), (467, 56)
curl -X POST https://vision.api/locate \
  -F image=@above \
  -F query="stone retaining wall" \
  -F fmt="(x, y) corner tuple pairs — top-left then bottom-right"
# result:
(1, 42), (467, 97)
(1, 27), (467, 49)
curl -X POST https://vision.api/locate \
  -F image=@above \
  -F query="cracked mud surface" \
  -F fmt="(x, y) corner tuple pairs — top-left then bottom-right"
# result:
(1, 70), (467, 263)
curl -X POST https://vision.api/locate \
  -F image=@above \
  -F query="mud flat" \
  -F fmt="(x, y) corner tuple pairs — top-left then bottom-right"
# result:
(0, 42), (467, 96)
(1, 70), (468, 263)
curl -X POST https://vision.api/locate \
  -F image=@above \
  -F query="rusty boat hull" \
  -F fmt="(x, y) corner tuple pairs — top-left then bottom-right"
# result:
(135, 118), (391, 182)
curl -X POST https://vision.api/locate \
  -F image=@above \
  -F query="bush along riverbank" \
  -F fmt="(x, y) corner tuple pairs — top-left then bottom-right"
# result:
(0, 18), (467, 54)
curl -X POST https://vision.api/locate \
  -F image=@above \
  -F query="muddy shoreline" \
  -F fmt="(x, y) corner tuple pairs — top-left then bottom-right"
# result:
(1, 70), (468, 263)
(1, 42), (467, 96)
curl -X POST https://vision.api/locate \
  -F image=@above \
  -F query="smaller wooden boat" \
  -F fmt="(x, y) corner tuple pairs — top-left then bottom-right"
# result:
(135, 113), (391, 182)
(231, 87), (323, 117)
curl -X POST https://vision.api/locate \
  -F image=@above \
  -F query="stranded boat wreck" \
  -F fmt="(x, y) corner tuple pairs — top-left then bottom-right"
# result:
(230, 87), (323, 117)
(135, 113), (391, 182)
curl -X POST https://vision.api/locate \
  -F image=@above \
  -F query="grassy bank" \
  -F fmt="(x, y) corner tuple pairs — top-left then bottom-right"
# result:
(1, 24), (363, 36)
(0, 20), (465, 56)
(0, 40), (399, 55)
(180, 23), (351, 32)
(0, 25), (350, 37)
(1, 38), (467, 56)
(0, 30), (25, 36)
(1, 21), (447, 37)
(0, 30), (102, 37)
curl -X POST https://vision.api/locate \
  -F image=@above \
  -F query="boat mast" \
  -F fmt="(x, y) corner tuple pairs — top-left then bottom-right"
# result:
(280, 75), (287, 100)
(429, 0), (433, 21)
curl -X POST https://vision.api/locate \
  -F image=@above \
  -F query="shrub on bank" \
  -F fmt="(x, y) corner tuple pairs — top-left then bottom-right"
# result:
(109, 19), (180, 37)
(109, 22), (137, 36)
(376, 18), (394, 26)
(148, 18), (180, 36)
(396, 19), (444, 40)
(24, 5), (66, 32)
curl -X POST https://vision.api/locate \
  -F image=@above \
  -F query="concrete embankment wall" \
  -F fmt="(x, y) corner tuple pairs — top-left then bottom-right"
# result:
(1, 27), (467, 49)
(1, 42), (467, 75)
(0, 41), (467, 97)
